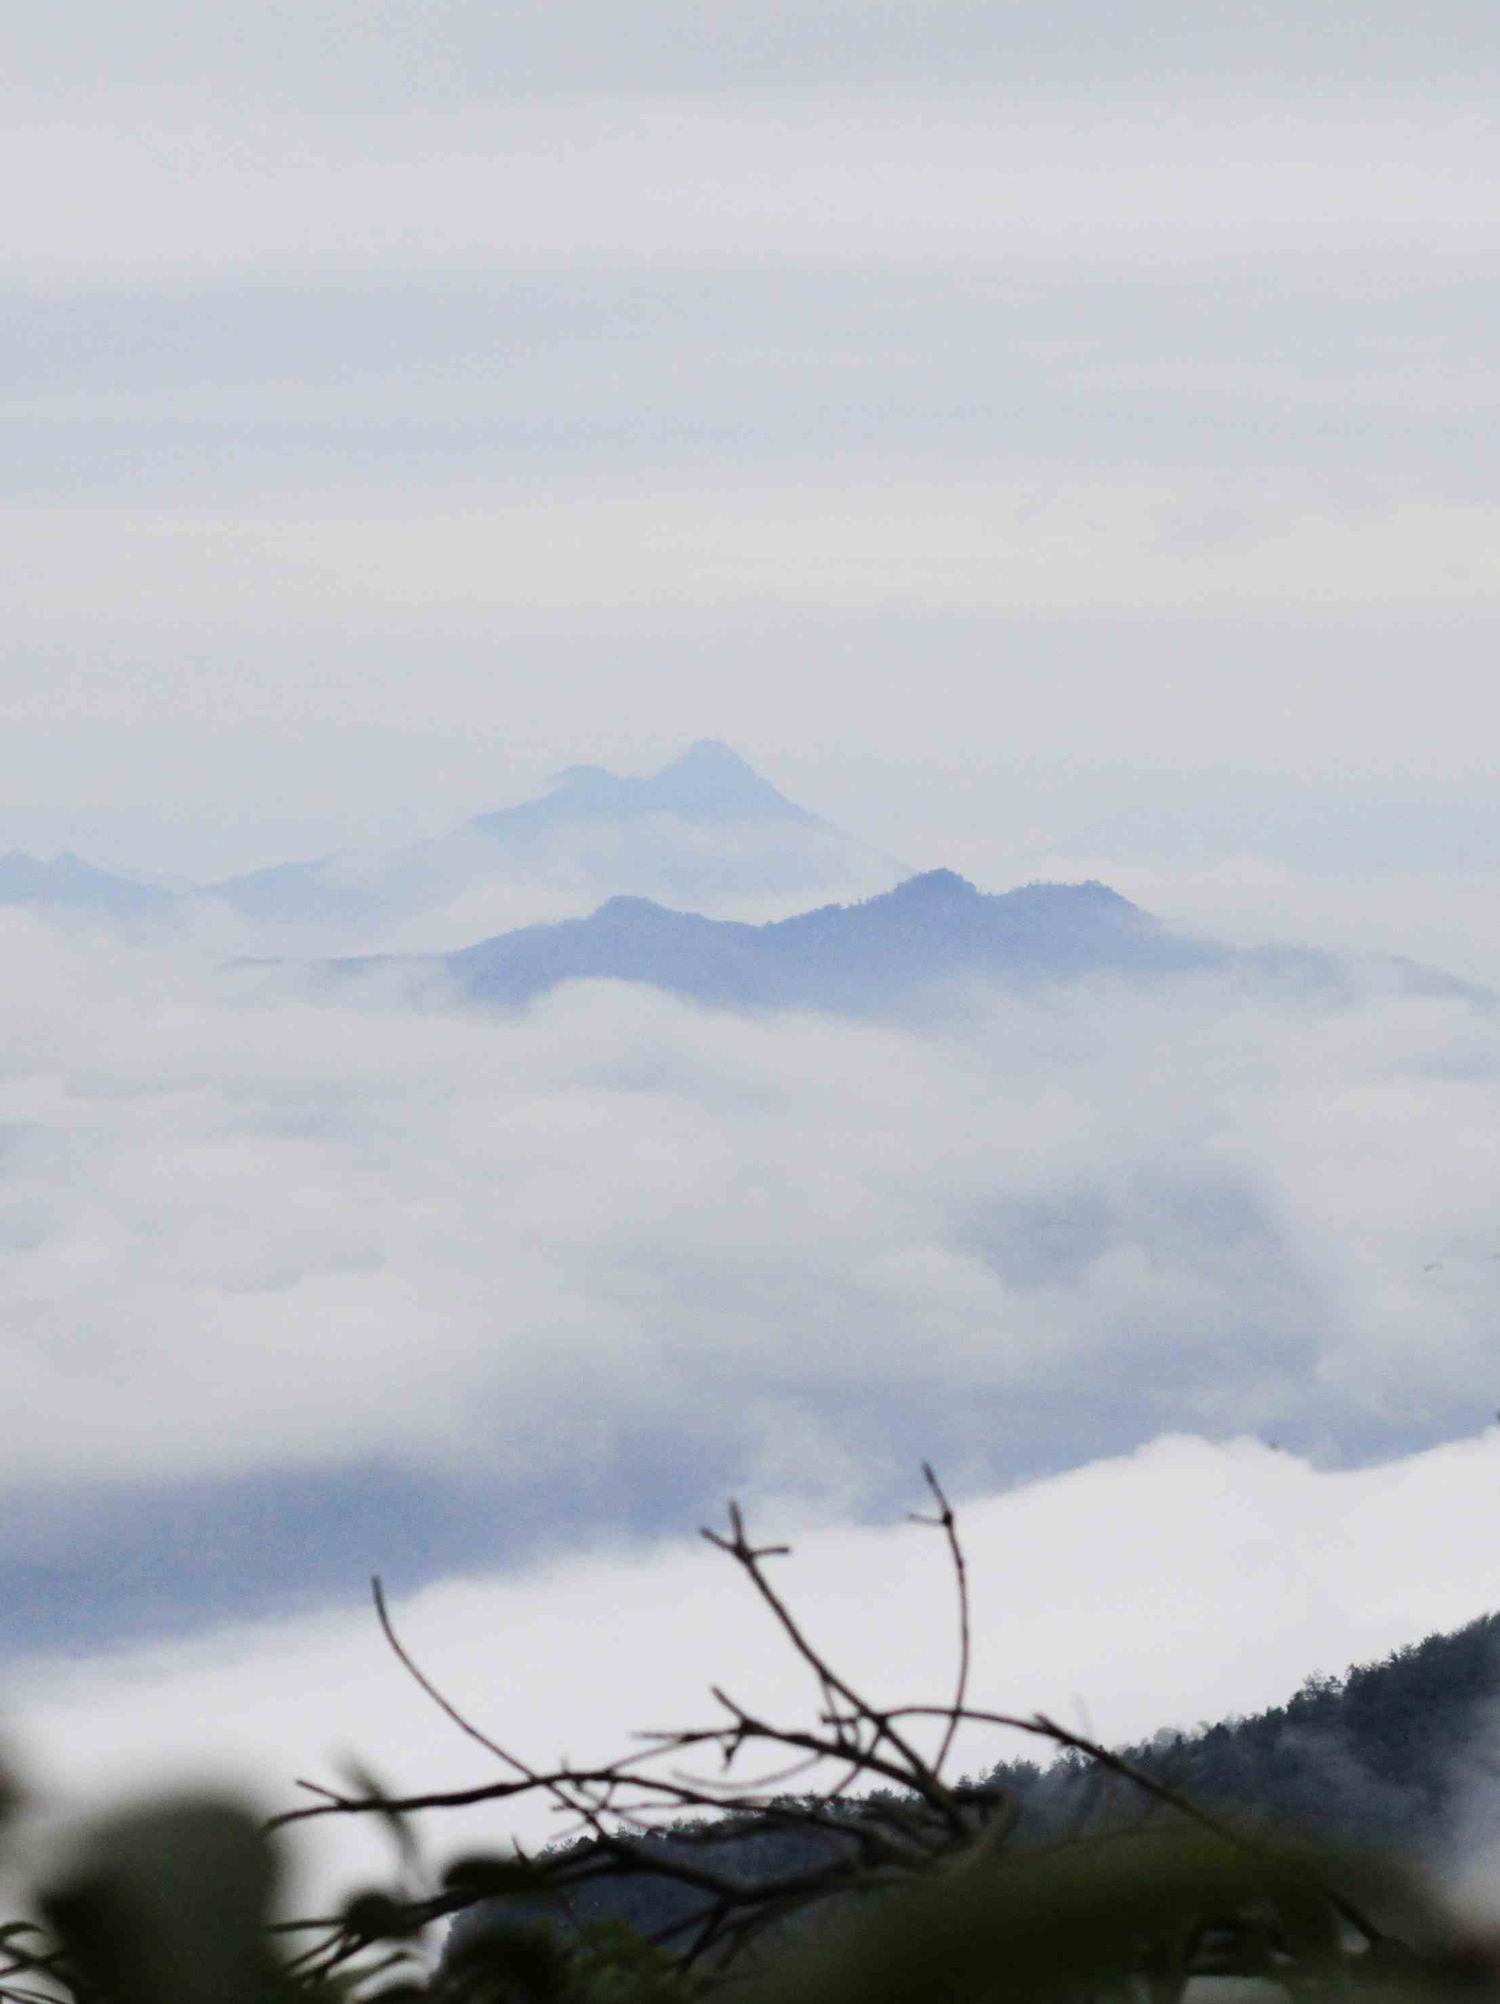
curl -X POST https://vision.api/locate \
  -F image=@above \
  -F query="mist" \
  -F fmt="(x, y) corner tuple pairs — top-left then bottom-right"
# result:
(4, 900), (1500, 1653)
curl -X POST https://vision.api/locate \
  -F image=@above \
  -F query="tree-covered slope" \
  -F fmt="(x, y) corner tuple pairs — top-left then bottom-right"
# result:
(1027, 1609), (1500, 1851)
(448, 1611), (1500, 1972)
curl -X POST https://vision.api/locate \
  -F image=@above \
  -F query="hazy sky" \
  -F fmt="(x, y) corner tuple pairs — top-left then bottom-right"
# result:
(4, 0), (1499, 885)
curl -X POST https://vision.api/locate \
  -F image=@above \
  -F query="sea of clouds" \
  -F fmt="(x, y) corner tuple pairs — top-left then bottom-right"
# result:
(8, 904), (1500, 1659)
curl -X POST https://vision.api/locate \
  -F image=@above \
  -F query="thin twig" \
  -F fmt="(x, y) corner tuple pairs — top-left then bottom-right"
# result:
(909, 1462), (971, 1782)
(701, 1505), (965, 1835)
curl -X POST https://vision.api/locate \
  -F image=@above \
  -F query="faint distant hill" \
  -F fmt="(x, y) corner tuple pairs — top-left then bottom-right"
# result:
(432, 870), (1221, 1012)
(199, 742), (904, 940)
(0, 851), (174, 922)
(317, 866), (1481, 1018)
(468, 739), (821, 840)
(322, 869), (1289, 1014)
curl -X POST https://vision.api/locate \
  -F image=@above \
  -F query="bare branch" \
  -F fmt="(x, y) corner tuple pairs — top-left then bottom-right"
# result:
(908, 1462), (970, 1783)
(701, 1501), (967, 1836)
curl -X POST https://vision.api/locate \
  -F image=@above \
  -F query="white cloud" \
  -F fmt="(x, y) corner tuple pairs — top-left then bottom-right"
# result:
(11, 1430), (1500, 1911)
(1, 912), (1499, 1519)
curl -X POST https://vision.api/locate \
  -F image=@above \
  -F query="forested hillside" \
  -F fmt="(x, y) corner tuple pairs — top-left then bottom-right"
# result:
(445, 1611), (1500, 1975)
(990, 1610), (1500, 1850)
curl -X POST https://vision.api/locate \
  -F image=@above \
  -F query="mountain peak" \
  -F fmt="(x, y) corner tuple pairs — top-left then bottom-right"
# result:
(667, 739), (756, 775)
(1006, 878), (1145, 919)
(551, 763), (614, 785)
(546, 763), (628, 805)
(0, 849), (97, 882)
(883, 868), (981, 904)
(594, 893), (673, 921)
(645, 741), (817, 826)
(435, 863), (1224, 1016)
(474, 743), (823, 837)
(0, 848), (172, 916)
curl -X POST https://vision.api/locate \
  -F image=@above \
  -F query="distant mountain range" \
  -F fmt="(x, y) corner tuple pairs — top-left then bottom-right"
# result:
(0, 851), (174, 921)
(0, 744), (904, 945)
(434, 870), (1219, 1010)
(197, 741), (904, 938)
(316, 866), (1470, 1018)
(4, 750), (1488, 1022)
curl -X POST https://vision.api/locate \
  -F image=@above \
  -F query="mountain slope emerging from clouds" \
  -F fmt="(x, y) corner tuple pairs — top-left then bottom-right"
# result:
(0, 851), (174, 921)
(327, 868), (1232, 1013)
(470, 738), (822, 838)
(319, 865), (1482, 1017)
(201, 741), (903, 938)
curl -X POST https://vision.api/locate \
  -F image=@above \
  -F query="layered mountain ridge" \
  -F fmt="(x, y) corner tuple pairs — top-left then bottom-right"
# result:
(0, 744), (903, 945)
(314, 864), (1455, 1018)
(201, 740), (901, 938)
(0, 850), (174, 921)
(471, 738), (822, 838)
(442, 866), (1212, 1012)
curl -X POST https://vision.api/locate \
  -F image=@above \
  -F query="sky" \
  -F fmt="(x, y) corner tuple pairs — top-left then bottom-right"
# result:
(3, 2), (1500, 898)
(8, 0), (1500, 1922)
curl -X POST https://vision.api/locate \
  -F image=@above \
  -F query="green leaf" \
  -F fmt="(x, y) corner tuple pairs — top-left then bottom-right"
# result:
(43, 1793), (278, 2004)
(448, 1922), (572, 2004)
(734, 1825), (1380, 2004)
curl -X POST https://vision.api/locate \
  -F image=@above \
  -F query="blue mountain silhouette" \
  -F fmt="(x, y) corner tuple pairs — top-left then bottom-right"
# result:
(470, 738), (822, 838)
(0, 851), (173, 920)
(203, 741), (899, 932)
(320, 869), (1260, 1014)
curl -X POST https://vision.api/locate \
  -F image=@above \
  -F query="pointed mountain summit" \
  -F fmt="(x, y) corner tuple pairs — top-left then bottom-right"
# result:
(202, 744), (901, 941)
(472, 740), (817, 840)
(0, 850), (174, 920)
(647, 738), (819, 824)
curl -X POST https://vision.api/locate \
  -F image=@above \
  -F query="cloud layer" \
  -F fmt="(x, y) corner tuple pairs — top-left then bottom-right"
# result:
(6, 909), (1500, 1647)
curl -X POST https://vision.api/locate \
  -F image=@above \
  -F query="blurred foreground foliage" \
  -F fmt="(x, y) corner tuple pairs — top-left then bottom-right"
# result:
(5, 1474), (1499, 2004)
